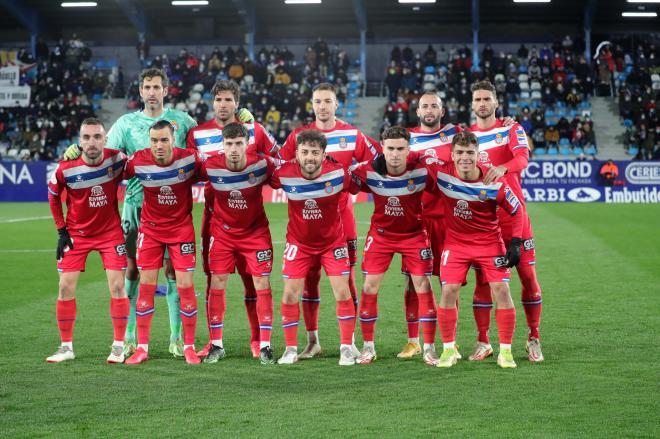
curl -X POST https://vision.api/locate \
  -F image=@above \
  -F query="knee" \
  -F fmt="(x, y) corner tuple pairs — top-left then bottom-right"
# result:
(110, 281), (126, 298)
(252, 276), (269, 291)
(58, 282), (76, 300)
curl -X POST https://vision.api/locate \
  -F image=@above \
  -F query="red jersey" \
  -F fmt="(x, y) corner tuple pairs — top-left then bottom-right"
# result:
(426, 161), (522, 253)
(124, 148), (201, 241)
(349, 160), (432, 238)
(270, 159), (350, 251)
(48, 149), (126, 237)
(278, 120), (379, 168)
(408, 124), (462, 218)
(468, 120), (530, 204)
(199, 153), (274, 238)
(186, 119), (278, 157)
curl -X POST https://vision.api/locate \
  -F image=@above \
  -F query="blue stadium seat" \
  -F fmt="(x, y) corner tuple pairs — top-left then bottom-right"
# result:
(572, 146), (583, 155)
(92, 93), (102, 101)
(580, 101), (591, 109)
(544, 109), (554, 119)
(585, 145), (597, 155)
(202, 92), (212, 101)
(559, 138), (571, 146)
(346, 110), (357, 118)
(547, 146), (558, 155)
(555, 101), (566, 108)
(346, 102), (358, 110)
(627, 146), (639, 156)
(624, 119), (633, 128)
(337, 102), (344, 109)
(534, 147), (547, 155)
(560, 145), (571, 155)
(424, 66), (435, 74)
(518, 65), (528, 73)
(555, 108), (566, 118)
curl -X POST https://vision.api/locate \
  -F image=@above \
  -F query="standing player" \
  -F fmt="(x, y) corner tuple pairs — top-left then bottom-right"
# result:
(348, 126), (439, 365)
(186, 80), (277, 359)
(278, 83), (379, 359)
(198, 123), (276, 365)
(270, 129), (357, 366)
(123, 120), (201, 365)
(468, 80), (544, 362)
(426, 131), (522, 369)
(46, 118), (129, 363)
(64, 67), (197, 357)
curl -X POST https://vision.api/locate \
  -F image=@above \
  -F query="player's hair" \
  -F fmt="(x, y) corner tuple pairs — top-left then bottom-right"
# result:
(470, 80), (497, 97)
(381, 126), (410, 142)
(211, 79), (240, 102)
(296, 129), (327, 151)
(420, 92), (443, 106)
(312, 82), (337, 95)
(451, 131), (479, 150)
(80, 117), (105, 130)
(149, 120), (175, 135)
(223, 122), (249, 140)
(139, 67), (169, 88)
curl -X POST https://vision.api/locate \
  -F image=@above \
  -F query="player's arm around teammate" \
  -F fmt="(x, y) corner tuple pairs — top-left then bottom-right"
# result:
(46, 118), (130, 364)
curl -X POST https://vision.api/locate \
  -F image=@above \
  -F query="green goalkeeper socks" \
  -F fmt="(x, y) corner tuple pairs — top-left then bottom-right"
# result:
(166, 278), (182, 342)
(124, 277), (139, 340)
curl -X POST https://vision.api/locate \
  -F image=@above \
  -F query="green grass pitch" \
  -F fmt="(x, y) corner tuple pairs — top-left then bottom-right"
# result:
(0, 202), (658, 438)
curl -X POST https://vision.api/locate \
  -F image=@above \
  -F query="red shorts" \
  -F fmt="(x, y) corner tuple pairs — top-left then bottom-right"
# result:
(136, 227), (196, 272)
(209, 227), (273, 277)
(365, 230), (433, 277)
(423, 216), (445, 276)
(498, 206), (536, 266)
(440, 245), (511, 285)
(340, 194), (358, 266)
(282, 238), (350, 279)
(57, 229), (127, 273)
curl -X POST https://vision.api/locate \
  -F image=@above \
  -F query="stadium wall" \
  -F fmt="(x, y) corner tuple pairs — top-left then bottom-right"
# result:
(2, 160), (659, 204)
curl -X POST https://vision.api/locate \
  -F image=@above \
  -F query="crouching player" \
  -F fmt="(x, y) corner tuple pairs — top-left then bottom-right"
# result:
(270, 129), (357, 366)
(123, 120), (202, 365)
(348, 126), (439, 365)
(426, 131), (522, 369)
(46, 117), (129, 363)
(198, 123), (276, 364)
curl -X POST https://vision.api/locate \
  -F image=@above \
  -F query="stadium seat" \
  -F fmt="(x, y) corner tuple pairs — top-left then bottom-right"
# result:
(424, 66), (435, 74)
(651, 73), (660, 83)
(544, 109), (554, 119)
(519, 81), (530, 91)
(624, 119), (633, 128)
(585, 145), (597, 155)
(627, 146), (639, 156)
(530, 81), (541, 91)
(560, 145), (571, 156)
(494, 73), (505, 83)
(192, 83), (204, 92)
(580, 101), (591, 109)
(581, 110), (591, 118)
(534, 147), (546, 155)
(555, 101), (566, 108)
(6, 148), (18, 159)
(346, 102), (357, 110)
(572, 146), (583, 155)
(518, 65), (528, 73)
(547, 146), (558, 155)
(346, 110), (357, 118)
(520, 91), (530, 99)
(559, 138), (570, 146)
(518, 73), (529, 83)
(175, 102), (187, 112)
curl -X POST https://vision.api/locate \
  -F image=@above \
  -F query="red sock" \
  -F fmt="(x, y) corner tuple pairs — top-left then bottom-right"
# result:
(417, 291), (437, 344)
(404, 287), (419, 339)
(178, 286), (198, 346)
(281, 302), (299, 347)
(495, 308), (516, 345)
(348, 266), (358, 314)
(302, 267), (321, 331)
(110, 297), (129, 342)
(241, 273), (260, 343)
(56, 298), (76, 343)
(204, 274), (212, 339)
(208, 288), (226, 341)
(359, 292), (378, 342)
(437, 307), (458, 344)
(473, 270), (493, 344)
(256, 288), (273, 344)
(519, 264), (542, 340)
(136, 284), (157, 345)
(336, 298), (355, 345)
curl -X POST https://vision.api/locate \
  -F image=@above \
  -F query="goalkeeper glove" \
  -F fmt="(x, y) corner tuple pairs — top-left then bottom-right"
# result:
(372, 154), (387, 176)
(505, 237), (522, 268)
(63, 144), (82, 161)
(56, 227), (74, 260)
(237, 108), (255, 123)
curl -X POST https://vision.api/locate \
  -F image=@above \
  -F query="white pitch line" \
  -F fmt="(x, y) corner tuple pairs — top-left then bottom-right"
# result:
(0, 216), (51, 223)
(1, 249), (52, 253)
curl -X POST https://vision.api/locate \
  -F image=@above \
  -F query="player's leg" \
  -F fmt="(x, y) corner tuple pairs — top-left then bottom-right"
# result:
(106, 269), (129, 364)
(121, 203), (141, 355)
(300, 264), (322, 357)
(238, 260), (260, 358)
(198, 200), (214, 358)
(205, 273), (229, 363)
(518, 229), (544, 362)
(490, 281), (517, 369)
(469, 266), (494, 361)
(163, 257), (183, 356)
(357, 273), (384, 364)
(399, 275), (421, 358)
(47, 271), (80, 363)
(341, 198), (360, 313)
(436, 248), (469, 368)
(126, 268), (159, 365)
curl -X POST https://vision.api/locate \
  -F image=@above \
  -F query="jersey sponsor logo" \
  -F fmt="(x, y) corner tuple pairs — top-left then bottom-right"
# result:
(478, 151), (490, 164)
(256, 249), (273, 263)
(180, 242), (195, 255)
(115, 244), (127, 256)
(303, 199), (323, 220)
(424, 149), (437, 158)
(419, 248), (433, 260)
(228, 190), (248, 209)
(493, 256), (508, 268)
(158, 185), (177, 205)
(333, 246), (349, 260)
(523, 238), (535, 251)
(347, 239), (358, 251)
(385, 196), (404, 216)
(89, 185), (108, 207)
(453, 199), (472, 220)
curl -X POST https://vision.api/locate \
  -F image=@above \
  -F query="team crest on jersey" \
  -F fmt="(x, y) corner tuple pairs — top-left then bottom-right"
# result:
(385, 196), (404, 217)
(170, 120), (179, 131)
(177, 168), (186, 180)
(495, 133), (504, 144)
(339, 137), (348, 149)
(479, 190), (488, 201)
(439, 132), (448, 142)
(248, 172), (257, 184)
(107, 166), (114, 178)
(407, 179), (415, 192)
(479, 151), (490, 164)
(324, 181), (333, 193)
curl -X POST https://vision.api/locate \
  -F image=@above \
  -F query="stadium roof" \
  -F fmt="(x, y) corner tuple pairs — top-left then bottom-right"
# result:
(0, 0), (658, 43)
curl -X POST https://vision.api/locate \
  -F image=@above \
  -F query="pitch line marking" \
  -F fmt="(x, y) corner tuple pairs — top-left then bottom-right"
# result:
(0, 216), (51, 223)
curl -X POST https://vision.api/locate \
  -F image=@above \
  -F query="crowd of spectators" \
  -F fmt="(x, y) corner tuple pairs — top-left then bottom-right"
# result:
(613, 37), (660, 160)
(0, 36), (116, 161)
(134, 39), (357, 143)
(382, 37), (599, 157)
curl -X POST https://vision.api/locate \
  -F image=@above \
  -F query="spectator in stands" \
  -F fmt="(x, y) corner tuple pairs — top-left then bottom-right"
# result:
(599, 160), (618, 186)
(545, 124), (559, 148)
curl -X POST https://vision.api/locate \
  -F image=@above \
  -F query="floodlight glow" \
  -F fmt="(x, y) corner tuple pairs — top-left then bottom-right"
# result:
(513, 0), (551, 3)
(61, 2), (98, 6)
(284, 0), (322, 4)
(398, 0), (437, 4)
(622, 11), (658, 16)
(172, 1), (209, 5)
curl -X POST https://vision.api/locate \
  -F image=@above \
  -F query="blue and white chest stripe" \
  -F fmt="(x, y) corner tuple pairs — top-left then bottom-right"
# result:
(365, 168), (428, 196)
(134, 155), (196, 187)
(62, 154), (124, 189)
(435, 171), (501, 202)
(207, 159), (268, 191)
(280, 169), (345, 201)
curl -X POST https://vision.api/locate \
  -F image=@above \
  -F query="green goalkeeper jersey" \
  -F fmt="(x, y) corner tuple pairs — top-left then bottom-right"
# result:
(106, 108), (197, 206)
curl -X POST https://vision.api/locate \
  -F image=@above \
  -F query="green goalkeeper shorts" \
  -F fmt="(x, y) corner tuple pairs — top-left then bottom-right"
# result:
(122, 202), (171, 260)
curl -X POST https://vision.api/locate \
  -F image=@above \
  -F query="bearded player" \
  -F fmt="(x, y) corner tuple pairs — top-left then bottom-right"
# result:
(187, 80), (277, 359)
(278, 83), (379, 359)
(271, 129), (357, 366)
(46, 118), (129, 364)
(426, 131), (522, 369)
(468, 80), (544, 363)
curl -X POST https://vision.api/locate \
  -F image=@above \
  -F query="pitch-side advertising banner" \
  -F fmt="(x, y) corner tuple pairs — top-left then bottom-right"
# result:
(521, 160), (660, 203)
(0, 85), (31, 107)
